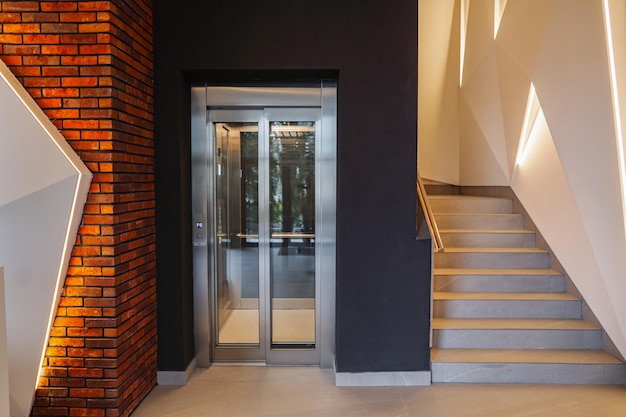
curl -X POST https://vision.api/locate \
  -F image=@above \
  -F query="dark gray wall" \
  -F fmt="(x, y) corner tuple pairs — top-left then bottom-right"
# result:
(154, 0), (431, 373)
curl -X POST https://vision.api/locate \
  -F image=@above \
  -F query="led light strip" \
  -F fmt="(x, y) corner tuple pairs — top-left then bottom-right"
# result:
(515, 83), (540, 167)
(460, 0), (469, 86)
(603, 0), (626, 238)
(494, 0), (507, 39)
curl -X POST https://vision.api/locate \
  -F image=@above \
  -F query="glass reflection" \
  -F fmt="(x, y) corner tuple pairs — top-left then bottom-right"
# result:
(214, 122), (260, 345)
(269, 122), (316, 346)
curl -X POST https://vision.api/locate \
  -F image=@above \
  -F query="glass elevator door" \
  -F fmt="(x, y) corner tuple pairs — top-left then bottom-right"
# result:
(210, 107), (321, 364)
(192, 84), (336, 367)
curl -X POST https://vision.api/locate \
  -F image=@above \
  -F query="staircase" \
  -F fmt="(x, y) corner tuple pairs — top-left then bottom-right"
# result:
(427, 190), (626, 384)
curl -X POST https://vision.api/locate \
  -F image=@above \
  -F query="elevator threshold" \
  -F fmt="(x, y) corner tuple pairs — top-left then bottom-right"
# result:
(210, 362), (319, 367)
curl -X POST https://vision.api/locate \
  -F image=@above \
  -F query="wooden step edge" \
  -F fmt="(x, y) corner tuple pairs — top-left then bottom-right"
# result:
(439, 229), (534, 234)
(432, 318), (600, 330)
(434, 268), (562, 276)
(433, 291), (580, 301)
(430, 348), (624, 365)
(428, 195), (512, 201)
(438, 247), (548, 253)
(434, 213), (522, 216)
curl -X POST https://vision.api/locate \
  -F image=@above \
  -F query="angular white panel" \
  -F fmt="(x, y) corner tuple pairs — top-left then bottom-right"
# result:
(494, 45), (532, 176)
(461, 47), (510, 181)
(0, 60), (92, 416)
(494, 0), (554, 175)
(604, 0), (626, 349)
(494, 0), (508, 39)
(533, 0), (626, 357)
(511, 111), (626, 356)
(515, 84), (541, 168)
(462, 0), (494, 85)
(418, 0), (461, 184)
(459, 95), (508, 185)
(494, 0), (554, 79)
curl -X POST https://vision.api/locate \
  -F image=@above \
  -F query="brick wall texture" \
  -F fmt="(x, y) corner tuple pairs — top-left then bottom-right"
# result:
(0, 1), (157, 416)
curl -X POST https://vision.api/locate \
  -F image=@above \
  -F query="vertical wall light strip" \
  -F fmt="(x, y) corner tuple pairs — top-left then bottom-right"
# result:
(602, 0), (626, 238)
(460, 0), (470, 86)
(494, 0), (507, 39)
(515, 83), (539, 166)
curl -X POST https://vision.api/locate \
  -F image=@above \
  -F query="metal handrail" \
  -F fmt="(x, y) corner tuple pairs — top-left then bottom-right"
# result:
(417, 174), (444, 253)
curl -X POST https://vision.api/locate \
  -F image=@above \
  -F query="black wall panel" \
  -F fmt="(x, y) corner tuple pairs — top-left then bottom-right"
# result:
(153, 0), (431, 373)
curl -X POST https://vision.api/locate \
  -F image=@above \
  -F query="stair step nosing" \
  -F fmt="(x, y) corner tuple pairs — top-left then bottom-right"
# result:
(433, 292), (580, 301)
(440, 229), (534, 234)
(431, 348), (624, 365)
(434, 268), (562, 276)
(434, 213), (521, 216)
(432, 319), (599, 330)
(438, 247), (548, 253)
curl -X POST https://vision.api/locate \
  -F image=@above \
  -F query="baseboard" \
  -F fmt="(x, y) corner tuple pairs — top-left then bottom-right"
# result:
(334, 370), (431, 386)
(157, 357), (196, 386)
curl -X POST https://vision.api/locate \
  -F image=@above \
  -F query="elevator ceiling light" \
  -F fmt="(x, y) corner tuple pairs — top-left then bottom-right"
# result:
(271, 125), (315, 133)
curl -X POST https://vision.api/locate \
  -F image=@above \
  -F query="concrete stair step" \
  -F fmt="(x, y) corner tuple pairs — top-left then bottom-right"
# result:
(434, 213), (524, 230)
(433, 318), (601, 349)
(433, 292), (581, 319)
(431, 348), (626, 384)
(423, 183), (459, 195)
(440, 229), (535, 248)
(434, 268), (564, 292)
(426, 189), (625, 385)
(429, 195), (513, 214)
(434, 247), (550, 269)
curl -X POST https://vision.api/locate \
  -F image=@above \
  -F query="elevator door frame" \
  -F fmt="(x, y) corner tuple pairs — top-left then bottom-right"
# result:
(191, 83), (336, 367)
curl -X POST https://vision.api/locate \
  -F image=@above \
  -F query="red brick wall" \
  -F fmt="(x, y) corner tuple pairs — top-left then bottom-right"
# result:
(0, 1), (156, 416)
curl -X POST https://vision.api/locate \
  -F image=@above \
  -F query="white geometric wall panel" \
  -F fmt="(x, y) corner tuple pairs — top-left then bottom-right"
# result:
(461, 46), (510, 182)
(0, 59), (92, 416)
(419, 0), (626, 359)
(511, 96), (625, 363)
(459, 94), (508, 185)
(418, 0), (461, 184)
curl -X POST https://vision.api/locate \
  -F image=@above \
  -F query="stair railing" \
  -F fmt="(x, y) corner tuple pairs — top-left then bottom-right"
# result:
(417, 173), (444, 253)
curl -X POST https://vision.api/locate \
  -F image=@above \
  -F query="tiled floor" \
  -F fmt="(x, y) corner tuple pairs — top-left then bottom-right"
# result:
(131, 366), (626, 417)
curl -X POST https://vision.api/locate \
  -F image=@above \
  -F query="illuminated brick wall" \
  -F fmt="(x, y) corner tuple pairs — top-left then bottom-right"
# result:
(0, 1), (156, 416)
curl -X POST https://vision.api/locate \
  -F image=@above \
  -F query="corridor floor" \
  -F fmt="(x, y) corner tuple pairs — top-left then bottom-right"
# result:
(130, 366), (626, 416)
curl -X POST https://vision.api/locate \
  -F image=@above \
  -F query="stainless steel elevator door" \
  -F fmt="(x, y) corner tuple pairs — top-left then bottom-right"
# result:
(192, 84), (336, 367)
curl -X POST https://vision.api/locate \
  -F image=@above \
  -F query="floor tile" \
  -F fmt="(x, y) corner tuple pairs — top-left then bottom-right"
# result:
(131, 367), (626, 417)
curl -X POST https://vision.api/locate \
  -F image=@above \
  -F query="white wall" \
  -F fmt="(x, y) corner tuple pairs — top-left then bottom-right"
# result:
(419, 0), (626, 359)
(418, 0), (460, 184)
(0, 60), (91, 416)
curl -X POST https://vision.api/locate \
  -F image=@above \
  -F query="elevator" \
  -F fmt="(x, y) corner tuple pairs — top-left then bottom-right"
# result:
(191, 83), (336, 367)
